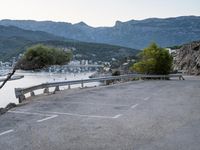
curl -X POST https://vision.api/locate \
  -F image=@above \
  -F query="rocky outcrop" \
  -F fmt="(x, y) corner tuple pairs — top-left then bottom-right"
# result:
(174, 41), (200, 75)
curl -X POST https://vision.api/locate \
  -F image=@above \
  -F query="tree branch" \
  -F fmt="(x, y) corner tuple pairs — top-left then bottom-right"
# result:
(0, 68), (16, 89)
(0, 60), (21, 89)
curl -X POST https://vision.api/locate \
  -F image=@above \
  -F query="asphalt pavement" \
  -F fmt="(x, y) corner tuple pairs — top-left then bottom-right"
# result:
(0, 77), (200, 150)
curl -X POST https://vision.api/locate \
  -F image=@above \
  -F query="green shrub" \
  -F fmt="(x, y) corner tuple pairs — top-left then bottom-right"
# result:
(19, 44), (72, 70)
(131, 43), (173, 75)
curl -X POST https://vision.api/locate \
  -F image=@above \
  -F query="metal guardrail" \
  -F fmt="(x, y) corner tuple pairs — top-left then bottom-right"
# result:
(15, 74), (184, 103)
(63, 64), (103, 68)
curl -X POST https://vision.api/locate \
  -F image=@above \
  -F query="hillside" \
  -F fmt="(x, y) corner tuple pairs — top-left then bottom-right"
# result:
(1, 16), (200, 49)
(36, 41), (138, 62)
(0, 25), (138, 62)
(0, 25), (66, 61)
(174, 41), (200, 75)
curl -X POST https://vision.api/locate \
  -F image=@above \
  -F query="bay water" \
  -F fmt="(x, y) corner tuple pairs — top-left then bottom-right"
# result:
(0, 71), (99, 108)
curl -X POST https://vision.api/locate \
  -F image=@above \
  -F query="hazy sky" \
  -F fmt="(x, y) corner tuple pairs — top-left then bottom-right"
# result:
(0, 0), (199, 27)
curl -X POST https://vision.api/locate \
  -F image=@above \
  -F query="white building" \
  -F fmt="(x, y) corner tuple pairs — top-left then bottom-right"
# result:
(166, 48), (177, 54)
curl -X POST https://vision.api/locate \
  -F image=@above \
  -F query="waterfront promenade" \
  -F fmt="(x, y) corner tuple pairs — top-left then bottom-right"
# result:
(0, 77), (200, 150)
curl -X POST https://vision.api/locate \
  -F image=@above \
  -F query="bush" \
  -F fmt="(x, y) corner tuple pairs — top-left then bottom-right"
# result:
(131, 43), (173, 75)
(19, 44), (72, 70)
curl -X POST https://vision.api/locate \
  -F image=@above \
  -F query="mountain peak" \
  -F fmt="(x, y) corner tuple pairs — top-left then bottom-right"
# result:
(74, 21), (89, 27)
(115, 20), (123, 26)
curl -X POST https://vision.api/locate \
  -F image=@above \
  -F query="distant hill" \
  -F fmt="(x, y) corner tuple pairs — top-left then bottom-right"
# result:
(0, 25), (138, 62)
(0, 25), (65, 41)
(0, 25), (68, 61)
(36, 41), (138, 62)
(1, 16), (200, 49)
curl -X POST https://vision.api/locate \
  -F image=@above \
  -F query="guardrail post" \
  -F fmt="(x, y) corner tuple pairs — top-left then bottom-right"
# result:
(15, 88), (26, 103)
(68, 84), (71, 89)
(19, 95), (26, 103)
(81, 81), (84, 88)
(54, 86), (60, 92)
(30, 91), (35, 97)
(44, 88), (49, 94)
(182, 76), (185, 80)
(179, 75), (185, 80)
(179, 75), (182, 80)
(105, 80), (110, 85)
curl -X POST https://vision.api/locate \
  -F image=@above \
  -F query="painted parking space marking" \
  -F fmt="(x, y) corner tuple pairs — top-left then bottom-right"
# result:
(0, 129), (14, 136)
(8, 110), (50, 116)
(144, 97), (150, 101)
(36, 100), (130, 108)
(112, 114), (122, 119)
(131, 104), (139, 109)
(37, 115), (58, 123)
(35, 110), (121, 119)
(8, 110), (58, 123)
(8, 110), (121, 119)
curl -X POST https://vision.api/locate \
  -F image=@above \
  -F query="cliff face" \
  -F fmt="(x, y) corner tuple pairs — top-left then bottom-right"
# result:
(174, 41), (200, 75)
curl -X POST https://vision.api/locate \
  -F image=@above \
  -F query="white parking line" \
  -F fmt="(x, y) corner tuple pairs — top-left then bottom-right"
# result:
(144, 97), (150, 101)
(8, 110), (122, 120)
(112, 114), (122, 119)
(8, 110), (50, 116)
(37, 101), (130, 107)
(36, 111), (120, 119)
(37, 115), (58, 123)
(0, 129), (14, 136)
(131, 104), (139, 109)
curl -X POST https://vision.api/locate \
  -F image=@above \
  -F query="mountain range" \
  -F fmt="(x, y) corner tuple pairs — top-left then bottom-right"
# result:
(0, 25), (137, 62)
(1, 16), (200, 49)
(0, 25), (66, 61)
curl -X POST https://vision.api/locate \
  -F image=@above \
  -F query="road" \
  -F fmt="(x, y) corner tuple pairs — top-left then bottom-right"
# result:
(0, 77), (200, 150)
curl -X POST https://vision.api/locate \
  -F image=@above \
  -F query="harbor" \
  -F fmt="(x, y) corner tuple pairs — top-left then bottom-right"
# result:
(0, 70), (98, 108)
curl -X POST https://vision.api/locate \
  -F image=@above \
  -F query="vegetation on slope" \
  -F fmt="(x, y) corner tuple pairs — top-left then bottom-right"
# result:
(18, 44), (72, 70)
(131, 43), (173, 75)
(39, 41), (138, 62)
(0, 25), (67, 61)
(0, 25), (138, 62)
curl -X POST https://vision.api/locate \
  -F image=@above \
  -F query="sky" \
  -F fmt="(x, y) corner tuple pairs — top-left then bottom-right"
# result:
(0, 0), (200, 27)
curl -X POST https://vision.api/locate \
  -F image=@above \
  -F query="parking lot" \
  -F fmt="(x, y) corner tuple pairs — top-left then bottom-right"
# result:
(0, 78), (200, 150)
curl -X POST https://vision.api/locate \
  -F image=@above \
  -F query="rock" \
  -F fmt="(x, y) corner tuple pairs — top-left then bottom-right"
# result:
(174, 41), (200, 75)
(5, 103), (17, 110)
(0, 103), (17, 116)
(0, 108), (6, 115)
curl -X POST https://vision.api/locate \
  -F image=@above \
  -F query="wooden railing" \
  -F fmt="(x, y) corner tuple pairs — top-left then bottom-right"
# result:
(15, 74), (184, 103)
